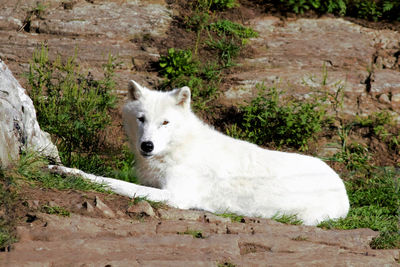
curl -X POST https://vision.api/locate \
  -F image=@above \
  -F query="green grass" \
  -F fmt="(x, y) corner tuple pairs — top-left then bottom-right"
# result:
(271, 213), (303, 225)
(178, 229), (204, 239)
(10, 151), (110, 193)
(318, 167), (400, 249)
(217, 212), (245, 223)
(41, 205), (70, 217)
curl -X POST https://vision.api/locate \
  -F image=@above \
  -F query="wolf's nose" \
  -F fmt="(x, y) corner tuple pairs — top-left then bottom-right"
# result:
(141, 141), (154, 153)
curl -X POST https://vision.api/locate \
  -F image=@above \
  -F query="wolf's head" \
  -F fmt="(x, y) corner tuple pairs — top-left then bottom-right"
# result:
(122, 80), (192, 158)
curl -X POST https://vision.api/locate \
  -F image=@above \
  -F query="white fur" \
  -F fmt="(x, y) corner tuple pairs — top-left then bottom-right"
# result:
(122, 80), (350, 225)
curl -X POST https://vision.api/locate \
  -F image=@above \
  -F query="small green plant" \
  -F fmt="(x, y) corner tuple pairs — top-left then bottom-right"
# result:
(206, 36), (241, 67)
(233, 84), (326, 150)
(178, 229), (204, 239)
(356, 111), (394, 140)
(41, 205), (70, 217)
(27, 46), (117, 167)
(331, 142), (370, 171)
(209, 19), (258, 42)
(271, 213), (303, 225)
(109, 148), (137, 184)
(158, 48), (198, 81)
(370, 231), (400, 249)
(217, 212), (245, 222)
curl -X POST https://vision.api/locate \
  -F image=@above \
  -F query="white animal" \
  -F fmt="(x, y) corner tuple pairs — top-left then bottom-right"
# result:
(122, 80), (350, 225)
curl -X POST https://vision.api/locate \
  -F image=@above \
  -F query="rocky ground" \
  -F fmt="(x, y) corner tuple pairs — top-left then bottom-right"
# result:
(1, 0), (400, 266)
(1, 185), (399, 266)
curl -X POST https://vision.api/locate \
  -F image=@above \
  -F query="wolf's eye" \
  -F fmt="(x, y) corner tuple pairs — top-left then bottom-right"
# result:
(138, 116), (145, 123)
(162, 120), (169, 126)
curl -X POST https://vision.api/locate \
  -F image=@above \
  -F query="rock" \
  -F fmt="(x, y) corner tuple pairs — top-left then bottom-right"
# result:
(82, 201), (94, 213)
(2, 212), (398, 266)
(94, 196), (115, 218)
(127, 201), (156, 217)
(26, 200), (40, 209)
(225, 17), (400, 117)
(0, 0), (172, 90)
(378, 93), (391, 104)
(0, 60), (60, 168)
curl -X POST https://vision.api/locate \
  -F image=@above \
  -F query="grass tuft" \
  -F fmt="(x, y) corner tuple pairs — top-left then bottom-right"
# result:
(271, 213), (303, 225)
(41, 205), (70, 217)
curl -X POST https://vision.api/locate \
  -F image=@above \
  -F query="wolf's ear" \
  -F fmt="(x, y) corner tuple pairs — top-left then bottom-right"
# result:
(175, 86), (191, 109)
(128, 80), (144, 100)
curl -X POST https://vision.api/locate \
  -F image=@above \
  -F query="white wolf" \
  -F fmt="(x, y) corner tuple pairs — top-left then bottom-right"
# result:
(122, 80), (349, 225)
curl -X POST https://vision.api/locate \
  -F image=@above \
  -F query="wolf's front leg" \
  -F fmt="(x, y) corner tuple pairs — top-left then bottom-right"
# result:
(48, 165), (172, 203)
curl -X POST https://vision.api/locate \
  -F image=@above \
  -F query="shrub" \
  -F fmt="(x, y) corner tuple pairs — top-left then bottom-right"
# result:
(233, 84), (326, 150)
(27, 46), (117, 166)
(158, 48), (198, 81)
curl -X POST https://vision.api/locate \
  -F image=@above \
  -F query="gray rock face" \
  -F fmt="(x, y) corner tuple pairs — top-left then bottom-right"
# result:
(0, 60), (59, 167)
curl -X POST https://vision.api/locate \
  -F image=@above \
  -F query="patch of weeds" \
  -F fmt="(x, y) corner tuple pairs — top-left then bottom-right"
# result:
(41, 205), (70, 217)
(27, 46), (117, 168)
(161, 2), (257, 111)
(271, 213), (303, 225)
(178, 229), (204, 239)
(7, 151), (110, 193)
(217, 212), (245, 223)
(206, 35), (241, 67)
(356, 111), (395, 141)
(370, 231), (400, 249)
(331, 142), (370, 171)
(318, 167), (400, 249)
(230, 84), (326, 151)
(209, 19), (258, 42)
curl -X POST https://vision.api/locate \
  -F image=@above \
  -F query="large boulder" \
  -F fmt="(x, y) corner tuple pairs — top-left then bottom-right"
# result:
(0, 59), (59, 167)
